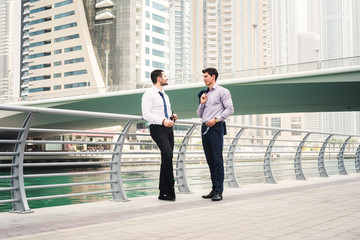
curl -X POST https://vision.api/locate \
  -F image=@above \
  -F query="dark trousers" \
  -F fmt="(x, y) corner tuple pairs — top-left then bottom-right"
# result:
(150, 124), (175, 197)
(201, 123), (225, 193)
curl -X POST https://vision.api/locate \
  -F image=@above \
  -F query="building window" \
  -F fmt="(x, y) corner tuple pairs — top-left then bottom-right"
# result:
(29, 75), (51, 82)
(30, 5), (51, 14)
(291, 117), (301, 122)
(152, 49), (165, 58)
(64, 69), (87, 77)
(30, 28), (51, 36)
(53, 85), (62, 90)
(146, 11), (150, 18)
(64, 82), (88, 89)
(29, 40), (51, 48)
(29, 64), (51, 70)
(145, 0), (150, 6)
(29, 87), (51, 93)
(64, 45), (82, 52)
(54, 34), (79, 43)
(55, 0), (73, 8)
(64, 57), (84, 65)
(145, 23), (150, 30)
(54, 49), (62, 54)
(152, 2), (167, 12)
(271, 117), (281, 136)
(54, 61), (62, 66)
(145, 59), (150, 66)
(145, 35), (150, 42)
(29, 52), (51, 59)
(145, 71), (150, 78)
(54, 22), (77, 31)
(145, 47), (150, 54)
(152, 61), (165, 69)
(152, 37), (165, 46)
(54, 73), (61, 78)
(54, 10), (75, 20)
(152, 13), (165, 23)
(152, 25), (165, 34)
(30, 17), (52, 25)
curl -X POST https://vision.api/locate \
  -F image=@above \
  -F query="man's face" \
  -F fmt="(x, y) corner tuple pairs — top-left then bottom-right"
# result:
(203, 72), (215, 86)
(159, 73), (168, 86)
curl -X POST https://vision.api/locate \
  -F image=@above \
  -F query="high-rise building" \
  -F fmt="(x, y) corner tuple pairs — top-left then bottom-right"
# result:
(191, 0), (272, 79)
(297, 32), (320, 68)
(270, 0), (297, 67)
(319, 0), (353, 62)
(352, 0), (360, 57)
(1, 0), (20, 103)
(303, 0), (358, 135)
(138, 0), (170, 85)
(20, 0), (170, 101)
(169, 0), (191, 81)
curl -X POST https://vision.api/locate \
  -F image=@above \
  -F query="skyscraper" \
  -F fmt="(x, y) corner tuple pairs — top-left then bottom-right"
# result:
(303, 0), (358, 135)
(191, 0), (271, 79)
(0, 0), (20, 103)
(169, 0), (191, 81)
(270, 0), (297, 67)
(20, 0), (171, 101)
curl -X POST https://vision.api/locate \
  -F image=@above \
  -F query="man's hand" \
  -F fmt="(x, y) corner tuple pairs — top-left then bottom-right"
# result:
(163, 119), (175, 127)
(206, 118), (217, 127)
(171, 113), (178, 122)
(200, 93), (208, 104)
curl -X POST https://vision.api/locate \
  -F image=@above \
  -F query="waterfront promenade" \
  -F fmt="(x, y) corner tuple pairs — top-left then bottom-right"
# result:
(1, 174), (360, 240)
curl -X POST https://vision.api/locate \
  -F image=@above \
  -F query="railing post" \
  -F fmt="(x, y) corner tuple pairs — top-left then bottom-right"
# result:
(337, 136), (351, 175)
(176, 124), (197, 193)
(10, 112), (36, 214)
(264, 130), (281, 184)
(294, 133), (311, 180)
(355, 145), (360, 173)
(225, 128), (245, 187)
(318, 135), (333, 177)
(110, 120), (133, 202)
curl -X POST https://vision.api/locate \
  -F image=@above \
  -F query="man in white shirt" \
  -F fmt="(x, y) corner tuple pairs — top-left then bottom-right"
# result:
(141, 69), (178, 201)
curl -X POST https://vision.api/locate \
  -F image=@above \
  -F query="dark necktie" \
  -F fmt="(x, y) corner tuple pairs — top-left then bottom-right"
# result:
(158, 92), (169, 119)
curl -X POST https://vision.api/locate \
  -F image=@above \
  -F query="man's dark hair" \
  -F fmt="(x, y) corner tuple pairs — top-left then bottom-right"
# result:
(151, 69), (163, 84)
(202, 67), (218, 80)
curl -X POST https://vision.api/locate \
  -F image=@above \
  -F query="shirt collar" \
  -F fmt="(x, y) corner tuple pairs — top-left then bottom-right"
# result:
(210, 83), (218, 91)
(152, 85), (165, 94)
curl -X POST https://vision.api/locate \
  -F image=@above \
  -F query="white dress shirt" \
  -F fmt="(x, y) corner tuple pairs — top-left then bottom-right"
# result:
(142, 86), (172, 125)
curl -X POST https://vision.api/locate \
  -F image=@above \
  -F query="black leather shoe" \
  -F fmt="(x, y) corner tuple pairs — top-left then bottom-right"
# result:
(158, 194), (175, 201)
(202, 190), (216, 199)
(211, 192), (223, 201)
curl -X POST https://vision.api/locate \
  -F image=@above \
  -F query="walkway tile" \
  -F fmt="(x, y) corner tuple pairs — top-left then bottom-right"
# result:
(0, 174), (360, 239)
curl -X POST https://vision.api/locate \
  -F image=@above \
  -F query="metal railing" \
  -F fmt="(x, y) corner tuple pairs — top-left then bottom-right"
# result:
(0, 105), (359, 213)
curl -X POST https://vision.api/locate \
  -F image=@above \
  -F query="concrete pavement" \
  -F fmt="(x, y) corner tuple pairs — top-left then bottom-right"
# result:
(1, 174), (360, 240)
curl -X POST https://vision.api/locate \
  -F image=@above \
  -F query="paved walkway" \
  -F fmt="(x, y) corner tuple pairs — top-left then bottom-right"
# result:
(1, 174), (360, 240)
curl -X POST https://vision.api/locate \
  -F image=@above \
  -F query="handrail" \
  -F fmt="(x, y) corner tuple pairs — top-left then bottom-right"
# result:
(0, 105), (359, 213)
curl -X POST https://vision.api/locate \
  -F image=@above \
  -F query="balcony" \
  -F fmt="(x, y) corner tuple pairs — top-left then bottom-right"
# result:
(95, 9), (116, 20)
(95, 0), (115, 8)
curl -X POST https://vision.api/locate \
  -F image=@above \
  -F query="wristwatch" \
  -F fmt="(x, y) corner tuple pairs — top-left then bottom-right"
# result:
(215, 118), (219, 123)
